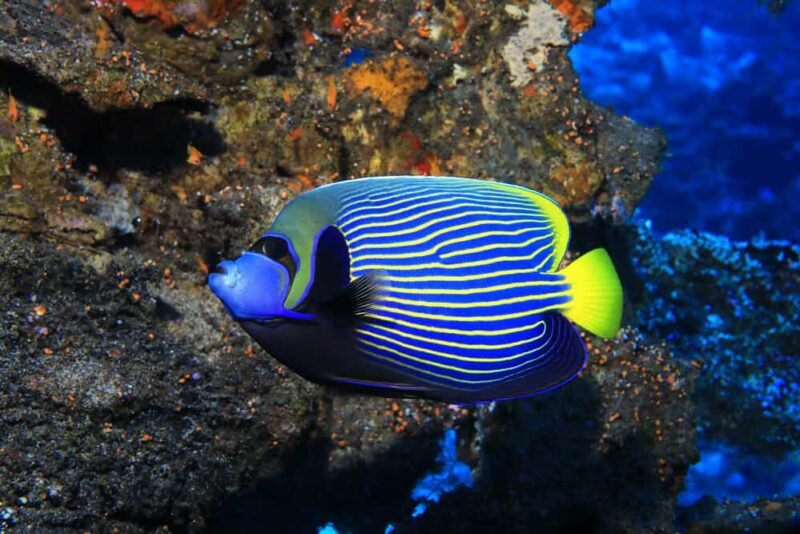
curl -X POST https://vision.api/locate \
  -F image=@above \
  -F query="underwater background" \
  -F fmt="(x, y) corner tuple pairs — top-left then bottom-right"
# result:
(0, 0), (798, 532)
(572, 0), (800, 516)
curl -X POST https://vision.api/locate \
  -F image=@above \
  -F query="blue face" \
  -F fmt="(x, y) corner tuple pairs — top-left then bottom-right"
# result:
(208, 252), (290, 320)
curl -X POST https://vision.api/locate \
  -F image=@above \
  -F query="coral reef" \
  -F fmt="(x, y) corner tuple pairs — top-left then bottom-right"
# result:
(597, 220), (800, 531)
(0, 0), (691, 531)
(0, 1), (207, 110)
(1, 0), (664, 226)
(627, 224), (800, 455)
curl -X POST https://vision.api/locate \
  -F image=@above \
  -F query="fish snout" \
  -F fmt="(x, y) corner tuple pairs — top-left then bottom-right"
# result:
(208, 260), (239, 293)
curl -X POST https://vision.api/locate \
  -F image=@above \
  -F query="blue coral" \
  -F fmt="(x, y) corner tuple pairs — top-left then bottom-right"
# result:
(410, 429), (474, 515)
(317, 429), (473, 532)
(629, 223), (800, 452)
(571, 0), (800, 241)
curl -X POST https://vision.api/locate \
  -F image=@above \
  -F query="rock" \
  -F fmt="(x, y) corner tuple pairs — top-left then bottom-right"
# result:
(0, 235), (317, 531)
(679, 495), (800, 532)
(0, 1), (207, 111)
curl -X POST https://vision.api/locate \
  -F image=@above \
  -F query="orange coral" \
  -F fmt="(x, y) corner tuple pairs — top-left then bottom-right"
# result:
(549, 0), (594, 34)
(330, 4), (351, 33)
(347, 57), (428, 121)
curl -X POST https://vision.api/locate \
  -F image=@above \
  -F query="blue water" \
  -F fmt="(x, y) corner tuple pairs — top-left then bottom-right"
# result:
(571, 0), (800, 241)
(571, 0), (800, 508)
(679, 442), (800, 506)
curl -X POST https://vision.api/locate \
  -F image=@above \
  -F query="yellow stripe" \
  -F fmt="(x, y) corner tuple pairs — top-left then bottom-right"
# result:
(358, 328), (548, 365)
(337, 183), (482, 216)
(369, 303), (564, 322)
(367, 312), (551, 336)
(534, 251), (557, 271)
(353, 226), (550, 262)
(347, 205), (546, 237)
(361, 321), (546, 353)
(379, 278), (565, 295)
(379, 266), (544, 283)
(339, 179), (465, 200)
(380, 290), (571, 309)
(358, 335), (550, 375)
(349, 218), (540, 253)
(339, 191), (540, 227)
(359, 332), (559, 386)
(336, 179), (529, 210)
(354, 242), (556, 272)
(440, 232), (552, 259)
(486, 181), (569, 273)
(336, 182), (430, 205)
(342, 194), (466, 227)
(359, 347), (486, 385)
(349, 211), (546, 244)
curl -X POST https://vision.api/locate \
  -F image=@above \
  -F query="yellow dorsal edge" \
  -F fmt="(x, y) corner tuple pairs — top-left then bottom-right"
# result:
(491, 182), (570, 272)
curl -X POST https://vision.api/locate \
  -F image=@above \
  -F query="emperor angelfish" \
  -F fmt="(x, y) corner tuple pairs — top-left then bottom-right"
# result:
(209, 176), (623, 404)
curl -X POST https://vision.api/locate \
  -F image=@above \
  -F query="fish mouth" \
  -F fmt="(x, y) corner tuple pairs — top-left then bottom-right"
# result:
(208, 260), (238, 292)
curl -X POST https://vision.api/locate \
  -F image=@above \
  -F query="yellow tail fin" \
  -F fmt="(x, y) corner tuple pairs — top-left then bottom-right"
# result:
(560, 248), (623, 338)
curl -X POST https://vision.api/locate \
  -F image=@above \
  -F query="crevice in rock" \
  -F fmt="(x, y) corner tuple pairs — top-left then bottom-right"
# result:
(0, 60), (225, 174)
(253, 3), (297, 77)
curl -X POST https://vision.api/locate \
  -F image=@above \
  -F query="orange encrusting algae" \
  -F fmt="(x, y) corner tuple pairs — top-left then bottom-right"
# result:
(549, 0), (594, 34)
(95, 19), (112, 58)
(347, 57), (428, 121)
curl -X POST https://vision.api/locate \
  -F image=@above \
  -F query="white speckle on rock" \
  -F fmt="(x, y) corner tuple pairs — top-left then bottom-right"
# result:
(98, 183), (140, 236)
(502, 0), (569, 87)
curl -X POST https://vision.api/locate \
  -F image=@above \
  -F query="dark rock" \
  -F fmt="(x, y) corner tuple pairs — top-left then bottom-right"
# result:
(0, 235), (317, 530)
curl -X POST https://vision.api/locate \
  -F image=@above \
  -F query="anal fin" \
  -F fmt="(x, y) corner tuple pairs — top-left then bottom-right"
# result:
(447, 314), (588, 404)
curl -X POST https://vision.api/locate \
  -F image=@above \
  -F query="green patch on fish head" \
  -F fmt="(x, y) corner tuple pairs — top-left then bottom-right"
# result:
(268, 190), (341, 309)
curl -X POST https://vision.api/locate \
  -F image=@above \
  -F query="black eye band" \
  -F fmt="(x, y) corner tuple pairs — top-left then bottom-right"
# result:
(249, 236), (297, 285)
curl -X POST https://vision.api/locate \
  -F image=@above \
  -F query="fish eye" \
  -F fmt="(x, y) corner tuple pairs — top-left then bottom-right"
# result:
(249, 235), (297, 284)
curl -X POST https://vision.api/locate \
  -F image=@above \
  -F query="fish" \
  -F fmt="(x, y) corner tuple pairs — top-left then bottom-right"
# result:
(208, 176), (623, 403)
